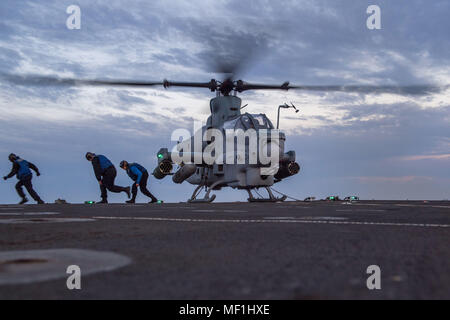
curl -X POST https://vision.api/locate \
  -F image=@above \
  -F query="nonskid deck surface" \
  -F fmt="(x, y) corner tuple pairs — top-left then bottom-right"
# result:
(0, 201), (449, 299)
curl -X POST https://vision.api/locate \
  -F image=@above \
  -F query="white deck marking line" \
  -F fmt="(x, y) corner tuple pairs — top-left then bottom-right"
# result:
(265, 216), (348, 221)
(395, 204), (424, 207)
(191, 209), (248, 213)
(274, 206), (311, 209)
(0, 212), (59, 216)
(336, 209), (386, 212)
(93, 216), (450, 228)
(0, 218), (95, 224)
(395, 204), (450, 209)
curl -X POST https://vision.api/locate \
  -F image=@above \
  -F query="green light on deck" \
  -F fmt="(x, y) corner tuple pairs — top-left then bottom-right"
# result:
(330, 197), (335, 200)
(157, 200), (163, 204)
(85, 201), (95, 204)
(157, 154), (164, 159)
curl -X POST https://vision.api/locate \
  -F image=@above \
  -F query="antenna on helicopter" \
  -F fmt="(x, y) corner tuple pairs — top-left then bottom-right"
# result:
(277, 102), (300, 129)
(290, 102), (300, 113)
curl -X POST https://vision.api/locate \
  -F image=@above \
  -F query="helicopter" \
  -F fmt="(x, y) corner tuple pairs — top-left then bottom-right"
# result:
(150, 78), (302, 203)
(3, 58), (447, 203)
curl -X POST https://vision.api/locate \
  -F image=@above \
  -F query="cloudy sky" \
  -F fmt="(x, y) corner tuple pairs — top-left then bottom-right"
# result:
(0, 0), (449, 203)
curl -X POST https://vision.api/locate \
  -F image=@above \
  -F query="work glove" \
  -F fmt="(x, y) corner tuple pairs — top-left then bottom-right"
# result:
(36, 172), (41, 177)
(2, 176), (6, 181)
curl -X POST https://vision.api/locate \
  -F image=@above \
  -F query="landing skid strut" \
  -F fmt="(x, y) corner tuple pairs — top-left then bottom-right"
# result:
(246, 187), (287, 203)
(188, 179), (224, 203)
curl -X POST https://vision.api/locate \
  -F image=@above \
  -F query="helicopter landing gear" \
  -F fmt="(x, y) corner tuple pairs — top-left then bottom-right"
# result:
(188, 179), (224, 203)
(246, 187), (287, 203)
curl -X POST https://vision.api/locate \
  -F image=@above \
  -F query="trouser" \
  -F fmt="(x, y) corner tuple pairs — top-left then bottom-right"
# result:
(100, 166), (127, 200)
(131, 171), (157, 202)
(15, 176), (42, 202)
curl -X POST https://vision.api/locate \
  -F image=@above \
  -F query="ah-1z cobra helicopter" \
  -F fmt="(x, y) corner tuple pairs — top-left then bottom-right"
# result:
(151, 78), (301, 203)
(5, 61), (445, 203)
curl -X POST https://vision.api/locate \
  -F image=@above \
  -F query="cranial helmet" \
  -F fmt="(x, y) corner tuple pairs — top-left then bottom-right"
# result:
(120, 160), (128, 169)
(85, 152), (95, 160)
(8, 153), (18, 162)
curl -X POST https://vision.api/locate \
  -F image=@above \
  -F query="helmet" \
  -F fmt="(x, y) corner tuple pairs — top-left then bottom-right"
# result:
(119, 160), (128, 169)
(85, 152), (95, 161)
(8, 153), (18, 162)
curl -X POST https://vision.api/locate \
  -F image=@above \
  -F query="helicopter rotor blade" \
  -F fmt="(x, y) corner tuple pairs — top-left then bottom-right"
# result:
(0, 74), (223, 92)
(288, 84), (448, 95)
(162, 79), (218, 91)
(3, 74), (447, 96)
(204, 33), (268, 82)
(237, 81), (291, 92)
(1, 74), (165, 87)
(238, 81), (448, 95)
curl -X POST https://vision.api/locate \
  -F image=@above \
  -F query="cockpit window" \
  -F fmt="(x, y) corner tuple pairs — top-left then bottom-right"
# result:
(253, 115), (265, 126)
(265, 117), (275, 129)
(240, 115), (254, 129)
(223, 117), (239, 130)
(250, 114), (274, 129)
(224, 113), (274, 130)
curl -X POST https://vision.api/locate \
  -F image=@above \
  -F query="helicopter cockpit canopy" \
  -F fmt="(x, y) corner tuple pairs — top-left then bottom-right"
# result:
(223, 113), (275, 131)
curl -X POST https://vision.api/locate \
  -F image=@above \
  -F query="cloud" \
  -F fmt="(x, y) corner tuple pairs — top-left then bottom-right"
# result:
(398, 154), (450, 161)
(352, 176), (433, 183)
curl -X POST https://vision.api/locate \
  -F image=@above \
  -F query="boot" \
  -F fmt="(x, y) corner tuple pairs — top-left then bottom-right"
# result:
(19, 197), (28, 205)
(37, 200), (45, 204)
(124, 186), (131, 199)
(126, 199), (135, 204)
(98, 198), (108, 204)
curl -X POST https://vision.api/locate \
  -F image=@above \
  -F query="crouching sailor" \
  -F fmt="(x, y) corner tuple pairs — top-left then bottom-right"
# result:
(85, 152), (130, 204)
(120, 160), (159, 204)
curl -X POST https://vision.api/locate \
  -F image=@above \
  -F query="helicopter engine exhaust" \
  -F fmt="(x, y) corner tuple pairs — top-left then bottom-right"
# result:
(172, 164), (196, 184)
(274, 161), (300, 180)
(153, 160), (173, 180)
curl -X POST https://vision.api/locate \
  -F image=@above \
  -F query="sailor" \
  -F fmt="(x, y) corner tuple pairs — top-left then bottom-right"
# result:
(3, 153), (44, 204)
(85, 152), (130, 204)
(119, 160), (158, 204)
